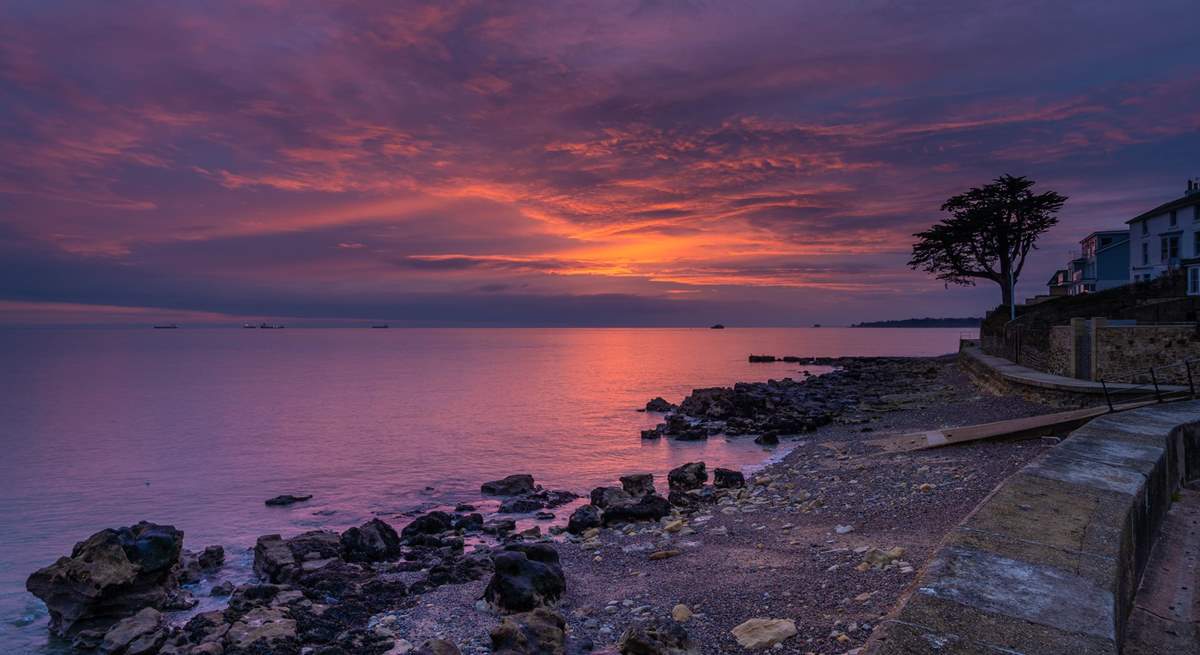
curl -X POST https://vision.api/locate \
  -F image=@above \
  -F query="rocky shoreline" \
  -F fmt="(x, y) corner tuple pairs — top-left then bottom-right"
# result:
(25, 356), (1055, 655)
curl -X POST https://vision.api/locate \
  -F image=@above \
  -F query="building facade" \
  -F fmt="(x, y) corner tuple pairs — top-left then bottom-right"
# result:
(1068, 230), (1129, 295)
(1128, 180), (1200, 294)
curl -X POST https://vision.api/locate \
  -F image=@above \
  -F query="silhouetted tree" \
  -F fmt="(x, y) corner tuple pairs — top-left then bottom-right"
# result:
(909, 175), (1066, 308)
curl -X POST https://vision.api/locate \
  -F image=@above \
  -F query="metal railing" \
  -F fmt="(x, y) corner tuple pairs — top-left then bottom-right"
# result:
(1098, 357), (1199, 412)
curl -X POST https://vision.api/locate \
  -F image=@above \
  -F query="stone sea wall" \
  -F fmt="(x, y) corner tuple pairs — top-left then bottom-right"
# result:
(1094, 324), (1200, 385)
(866, 400), (1200, 654)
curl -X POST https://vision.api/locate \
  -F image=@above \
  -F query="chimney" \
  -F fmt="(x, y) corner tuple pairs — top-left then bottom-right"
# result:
(1190, 178), (1200, 196)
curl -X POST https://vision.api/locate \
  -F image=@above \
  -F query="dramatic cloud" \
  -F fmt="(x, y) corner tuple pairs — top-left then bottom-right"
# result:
(1, 0), (1197, 325)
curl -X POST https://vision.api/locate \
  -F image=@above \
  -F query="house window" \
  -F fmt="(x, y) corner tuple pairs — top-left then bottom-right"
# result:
(1170, 210), (1178, 226)
(1141, 220), (1149, 235)
(1195, 231), (1200, 257)
(1142, 242), (1150, 265)
(1190, 267), (1200, 295)
(1194, 205), (1200, 222)
(1162, 235), (1180, 262)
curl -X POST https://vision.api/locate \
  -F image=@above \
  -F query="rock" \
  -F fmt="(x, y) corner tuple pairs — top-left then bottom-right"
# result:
(590, 486), (633, 509)
(99, 608), (162, 654)
(198, 545), (224, 570)
(862, 546), (905, 568)
(414, 639), (462, 655)
(482, 475), (537, 496)
(453, 512), (485, 532)
(26, 521), (184, 638)
(252, 530), (341, 583)
(490, 607), (567, 655)
(671, 604), (692, 623)
(484, 544), (566, 612)
(667, 463), (707, 491)
(402, 511), (455, 538)
(620, 473), (656, 497)
(747, 355), (776, 362)
(567, 505), (602, 534)
(666, 490), (697, 510)
(264, 494), (312, 506)
(644, 397), (676, 412)
(640, 429), (662, 440)
(648, 550), (681, 561)
(617, 618), (698, 654)
(712, 468), (745, 489)
(835, 524), (854, 535)
(730, 618), (797, 649)
(210, 581), (234, 597)
(500, 497), (547, 514)
(340, 518), (402, 562)
(225, 606), (297, 651)
(602, 495), (672, 525)
(753, 433), (779, 446)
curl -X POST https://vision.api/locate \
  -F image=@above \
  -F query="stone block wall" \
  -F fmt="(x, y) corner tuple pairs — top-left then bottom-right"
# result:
(1094, 325), (1200, 384)
(1045, 325), (1073, 378)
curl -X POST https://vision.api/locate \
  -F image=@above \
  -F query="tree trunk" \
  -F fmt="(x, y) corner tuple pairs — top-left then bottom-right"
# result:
(1000, 278), (1013, 307)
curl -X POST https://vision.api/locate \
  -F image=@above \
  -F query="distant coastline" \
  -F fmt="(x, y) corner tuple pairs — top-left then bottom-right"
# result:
(851, 316), (982, 328)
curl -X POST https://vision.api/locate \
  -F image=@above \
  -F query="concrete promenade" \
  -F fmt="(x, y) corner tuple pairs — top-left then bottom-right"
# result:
(867, 401), (1200, 654)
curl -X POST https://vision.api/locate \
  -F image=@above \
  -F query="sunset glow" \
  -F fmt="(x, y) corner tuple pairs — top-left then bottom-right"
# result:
(2, 1), (1197, 325)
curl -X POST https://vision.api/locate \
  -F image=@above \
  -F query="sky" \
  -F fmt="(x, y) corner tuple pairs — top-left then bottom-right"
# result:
(1, 0), (1198, 327)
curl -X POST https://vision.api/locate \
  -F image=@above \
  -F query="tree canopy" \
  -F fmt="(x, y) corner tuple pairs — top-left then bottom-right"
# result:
(909, 175), (1067, 307)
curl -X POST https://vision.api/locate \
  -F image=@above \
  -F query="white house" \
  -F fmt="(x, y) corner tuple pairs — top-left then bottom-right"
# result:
(1128, 179), (1200, 294)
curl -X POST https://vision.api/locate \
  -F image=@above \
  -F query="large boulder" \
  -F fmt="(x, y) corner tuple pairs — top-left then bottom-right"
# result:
(224, 606), (297, 652)
(589, 486), (633, 509)
(340, 518), (401, 563)
(482, 475), (536, 496)
(484, 544), (566, 613)
(490, 608), (566, 655)
(499, 497), (546, 514)
(667, 463), (706, 491)
(401, 511), (455, 539)
(26, 522), (184, 638)
(644, 397), (676, 412)
(602, 495), (672, 525)
(617, 618), (698, 654)
(252, 531), (341, 583)
(620, 473), (655, 497)
(98, 607), (164, 655)
(713, 468), (745, 489)
(566, 505), (602, 534)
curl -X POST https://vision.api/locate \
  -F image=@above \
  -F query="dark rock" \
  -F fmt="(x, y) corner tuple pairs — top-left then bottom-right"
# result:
(618, 617), (698, 654)
(484, 544), (566, 613)
(640, 428), (662, 440)
(455, 503), (477, 512)
(620, 473), (655, 497)
(491, 608), (567, 655)
(98, 607), (163, 655)
(666, 490), (696, 510)
(453, 512), (484, 532)
(26, 521), (184, 638)
(264, 494), (312, 507)
(482, 474), (536, 496)
(643, 397), (675, 412)
(340, 518), (401, 563)
(754, 432), (780, 446)
(589, 486), (632, 509)
(566, 505), (602, 534)
(667, 462), (707, 491)
(414, 639), (462, 655)
(253, 531), (341, 584)
(747, 354), (776, 362)
(427, 554), (492, 587)
(535, 511), (555, 521)
(210, 581), (235, 597)
(499, 497), (546, 514)
(401, 511), (454, 539)
(197, 545), (224, 570)
(602, 495), (672, 525)
(225, 606), (297, 652)
(713, 468), (746, 488)
(484, 519), (517, 536)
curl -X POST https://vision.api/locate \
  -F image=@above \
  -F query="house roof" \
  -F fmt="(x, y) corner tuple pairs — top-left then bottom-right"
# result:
(1126, 192), (1200, 224)
(1081, 230), (1129, 241)
(1047, 269), (1068, 286)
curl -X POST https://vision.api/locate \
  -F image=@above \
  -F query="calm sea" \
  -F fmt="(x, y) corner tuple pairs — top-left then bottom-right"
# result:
(0, 327), (973, 652)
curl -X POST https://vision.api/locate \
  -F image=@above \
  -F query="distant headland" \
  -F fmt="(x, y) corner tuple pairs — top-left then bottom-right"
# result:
(851, 316), (982, 328)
